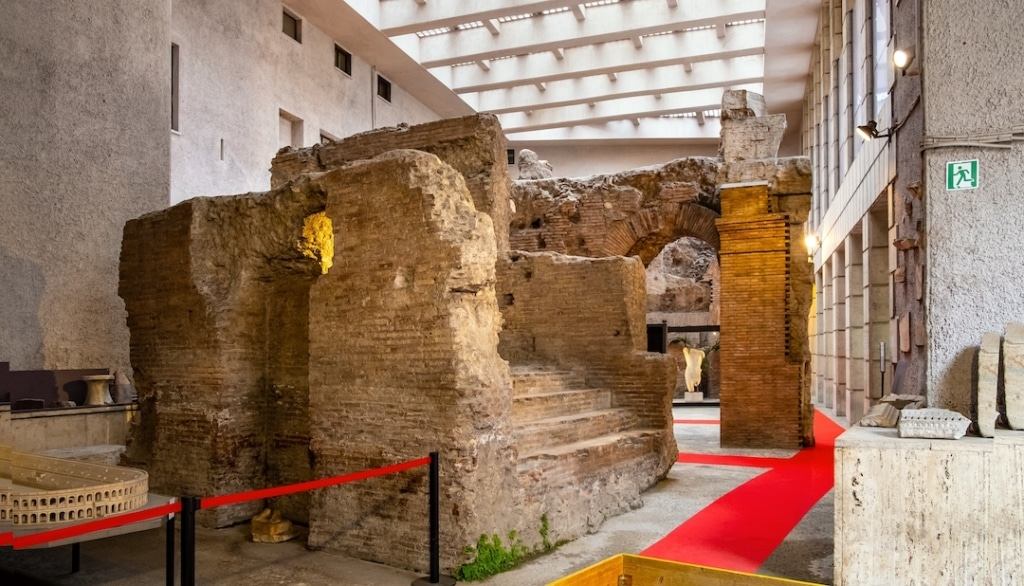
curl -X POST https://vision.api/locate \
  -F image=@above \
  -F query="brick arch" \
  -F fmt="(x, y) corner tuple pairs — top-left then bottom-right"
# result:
(603, 203), (721, 265)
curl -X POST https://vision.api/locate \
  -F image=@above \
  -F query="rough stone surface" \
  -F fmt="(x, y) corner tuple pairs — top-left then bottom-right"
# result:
(721, 89), (767, 120)
(271, 114), (512, 254)
(1003, 323), (1024, 430)
(720, 114), (787, 162)
(897, 408), (971, 440)
(645, 238), (716, 313)
(976, 332), (1001, 437)
(877, 394), (927, 410)
(517, 148), (554, 180)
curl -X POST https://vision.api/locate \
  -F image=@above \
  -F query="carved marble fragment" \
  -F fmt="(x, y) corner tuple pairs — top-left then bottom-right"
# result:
(859, 403), (900, 428)
(898, 408), (970, 440)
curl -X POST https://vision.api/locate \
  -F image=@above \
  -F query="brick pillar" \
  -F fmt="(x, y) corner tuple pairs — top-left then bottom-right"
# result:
(822, 260), (835, 408)
(863, 207), (891, 404)
(844, 233), (865, 424)
(717, 180), (812, 449)
(830, 249), (847, 416)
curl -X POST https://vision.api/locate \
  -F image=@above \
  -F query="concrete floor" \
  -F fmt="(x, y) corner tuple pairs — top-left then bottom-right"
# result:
(1, 406), (839, 585)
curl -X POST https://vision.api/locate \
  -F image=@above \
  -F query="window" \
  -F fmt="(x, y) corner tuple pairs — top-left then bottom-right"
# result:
(377, 75), (392, 102)
(506, 149), (516, 165)
(170, 44), (180, 131)
(283, 10), (301, 43)
(279, 109), (303, 149)
(334, 45), (352, 75)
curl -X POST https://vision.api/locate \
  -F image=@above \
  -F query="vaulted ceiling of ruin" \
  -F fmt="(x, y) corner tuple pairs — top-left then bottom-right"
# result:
(365, 0), (820, 146)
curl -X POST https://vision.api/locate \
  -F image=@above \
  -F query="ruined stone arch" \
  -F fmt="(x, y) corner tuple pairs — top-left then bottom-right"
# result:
(607, 203), (721, 265)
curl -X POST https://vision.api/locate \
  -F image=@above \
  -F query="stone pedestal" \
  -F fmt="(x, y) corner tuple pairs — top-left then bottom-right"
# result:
(1004, 323), (1024, 430)
(682, 392), (704, 403)
(835, 426), (1024, 584)
(82, 375), (114, 406)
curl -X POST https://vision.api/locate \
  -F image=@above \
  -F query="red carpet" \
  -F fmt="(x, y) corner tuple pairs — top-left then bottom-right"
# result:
(643, 410), (844, 573)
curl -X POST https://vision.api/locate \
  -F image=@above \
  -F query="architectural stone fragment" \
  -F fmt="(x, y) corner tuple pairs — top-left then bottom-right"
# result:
(721, 89), (767, 119)
(976, 332), (1001, 437)
(1003, 322), (1024, 430)
(878, 393), (926, 410)
(251, 508), (299, 543)
(83, 374), (114, 406)
(517, 149), (554, 179)
(897, 408), (971, 439)
(859, 403), (900, 428)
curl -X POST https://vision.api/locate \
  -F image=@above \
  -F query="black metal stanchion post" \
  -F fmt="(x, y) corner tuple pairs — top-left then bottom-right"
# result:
(180, 496), (198, 586)
(166, 509), (177, 586)
(70, 542), (80, 574)
(413, 452), (454, 586)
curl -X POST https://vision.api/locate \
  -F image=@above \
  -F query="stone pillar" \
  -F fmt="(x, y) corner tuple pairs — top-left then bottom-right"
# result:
(717, 180), (812, 448)
(830, 249), (847, 416)
(813, 270), (827, 405)
(844, 233), (865, 424)
(822, 260), (835, 408)
(862, 207), (890, 403)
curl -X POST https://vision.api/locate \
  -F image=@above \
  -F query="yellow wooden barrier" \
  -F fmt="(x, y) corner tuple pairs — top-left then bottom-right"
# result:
(548, 554), (825, 586)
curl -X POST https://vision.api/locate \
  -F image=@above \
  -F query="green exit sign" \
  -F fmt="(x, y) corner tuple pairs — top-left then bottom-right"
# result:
(946, 159), (979, 190)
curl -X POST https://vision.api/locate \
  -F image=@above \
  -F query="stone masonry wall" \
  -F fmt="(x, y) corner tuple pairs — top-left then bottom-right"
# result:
(305, 151), (516, 572)
(120, 180), (326, 526)
(271, 114), (511, 254)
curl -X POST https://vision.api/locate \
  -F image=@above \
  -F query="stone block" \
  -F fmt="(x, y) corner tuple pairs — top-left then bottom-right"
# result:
(859, 403), (899, 428)
(720, 114), (787, 162)
(721, 89), (767, 120)
(1003, 322), (1024, 430)
(846, 388), (866, 425)
(683, 392), (704, 402)
(898, 408), (970, 439)
(976, 332), (1001, 437)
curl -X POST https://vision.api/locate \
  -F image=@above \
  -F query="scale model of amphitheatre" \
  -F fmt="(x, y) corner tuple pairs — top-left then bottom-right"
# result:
(3, 451), (149, 527)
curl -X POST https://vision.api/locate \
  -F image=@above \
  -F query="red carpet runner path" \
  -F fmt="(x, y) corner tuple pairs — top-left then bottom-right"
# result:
(643, 410), (845, 573)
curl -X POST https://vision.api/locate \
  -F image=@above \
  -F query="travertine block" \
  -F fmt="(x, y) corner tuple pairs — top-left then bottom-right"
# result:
(859, 403), (899, 428)
(1004, 323), (1024, 429)
(721, 89), (767, 119)
(976, 332), (1001, 437)
(720, 114), (787, 162)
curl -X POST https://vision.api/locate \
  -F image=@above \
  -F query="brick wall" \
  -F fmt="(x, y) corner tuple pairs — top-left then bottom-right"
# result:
(305, 152), (516, 571)
(496, 252), (676, 435)
(271, 114), (511, 254)
(717, 182), (813, 448)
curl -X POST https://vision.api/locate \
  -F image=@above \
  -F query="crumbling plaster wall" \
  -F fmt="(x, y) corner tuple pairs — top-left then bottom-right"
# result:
(0, 0), (170, 373)
(922, 0), (1024, 414)
(169, 0), (439, 204)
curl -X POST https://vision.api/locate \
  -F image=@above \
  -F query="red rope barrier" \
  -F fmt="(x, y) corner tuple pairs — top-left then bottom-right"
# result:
(12, 501), (181, 549)
(199, 456), (431, 510)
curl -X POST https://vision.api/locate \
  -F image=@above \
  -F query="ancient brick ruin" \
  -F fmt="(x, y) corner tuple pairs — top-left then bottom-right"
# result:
(507, 90), (813, 448)
(121, 115), (677, 571)
(118, 92), (811, 574)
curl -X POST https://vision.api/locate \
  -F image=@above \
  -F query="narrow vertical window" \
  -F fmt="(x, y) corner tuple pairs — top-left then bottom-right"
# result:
(334, 45), (352, 75)
(377, 75), (392, 102)
(170, 43), (180, 131)
(283, 10), (301, 42)
(506, 149), (516, 165)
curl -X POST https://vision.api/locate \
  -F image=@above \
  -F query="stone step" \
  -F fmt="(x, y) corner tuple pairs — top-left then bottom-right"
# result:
(510, 365), (586, 395)
(512, 388), (612, 424)
(516, 429), (662, 490)
(514, 408), (637, 454)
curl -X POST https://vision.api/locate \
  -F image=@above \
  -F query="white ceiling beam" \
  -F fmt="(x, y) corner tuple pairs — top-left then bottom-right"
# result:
(484, 19), (500, 35)
(476, 59), (491, 71)
(551, 47), (564, 60)
(380, 0), (584, 35)
(506, 117), (723, 143)
(667, 0), (679, 7)
(412, 0), (766, 67)
(464, 55), (765, 114)
(697, 111), (706, 125)
(571, 4), (586, 21)
(499, 83), (761, 132)
(717, 22), (728, 38)
(442, 24), (766, 93)
(632, 36), (644, 49)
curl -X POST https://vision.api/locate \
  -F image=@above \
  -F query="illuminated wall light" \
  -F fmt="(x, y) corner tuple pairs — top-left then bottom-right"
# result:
(893, 48), (914, 69)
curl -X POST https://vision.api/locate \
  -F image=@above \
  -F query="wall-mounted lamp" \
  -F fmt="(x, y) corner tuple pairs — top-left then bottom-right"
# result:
(856, 120), (894, 141)
(804, 233), (819, 253)
(893, 48), (914, 70)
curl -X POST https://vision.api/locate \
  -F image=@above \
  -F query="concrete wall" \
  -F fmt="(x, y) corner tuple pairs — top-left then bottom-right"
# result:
(169, 0), (440, 203)
(922, 0), (1024, 413)
(509, 143), (717, 179)
(12, 405), (137, 453)
(0, 0), (171, 372)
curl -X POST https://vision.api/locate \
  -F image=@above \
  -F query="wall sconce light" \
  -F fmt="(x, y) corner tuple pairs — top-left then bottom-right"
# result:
(893, 48), (914, 70)
(804, 233), (819, 253)
(856, 120), (894, 141)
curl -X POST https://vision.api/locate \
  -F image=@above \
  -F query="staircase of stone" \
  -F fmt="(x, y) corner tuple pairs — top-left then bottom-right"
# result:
(511, 364), (663, 487)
